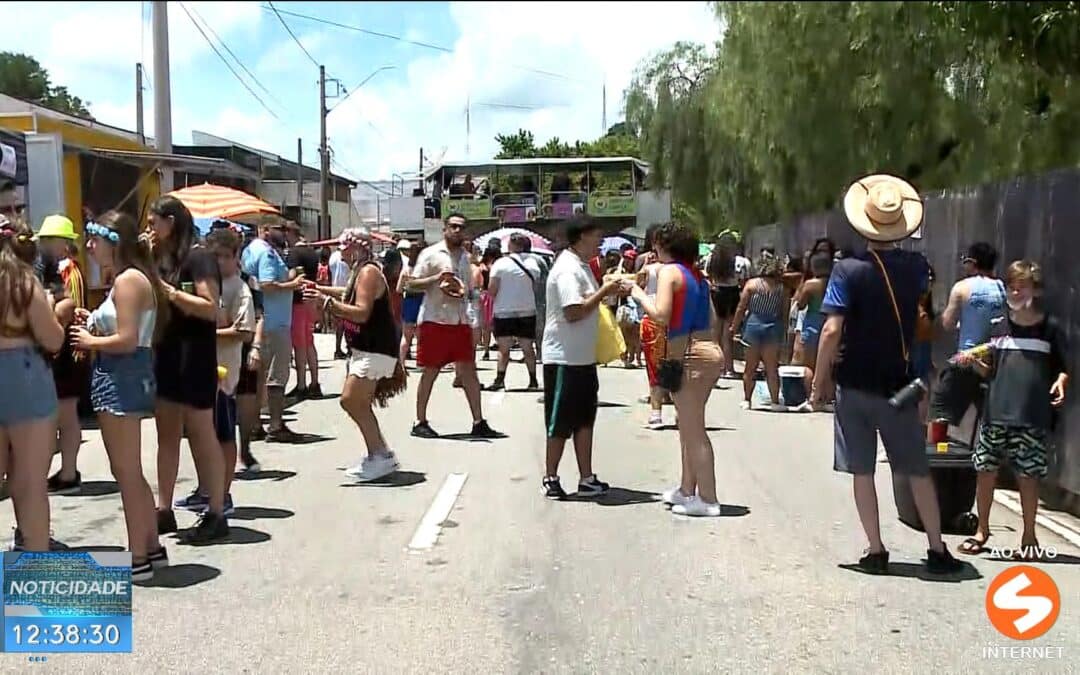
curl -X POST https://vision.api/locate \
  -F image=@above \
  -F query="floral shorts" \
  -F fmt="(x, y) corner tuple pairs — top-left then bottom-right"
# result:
(974, 424), (1048, 478)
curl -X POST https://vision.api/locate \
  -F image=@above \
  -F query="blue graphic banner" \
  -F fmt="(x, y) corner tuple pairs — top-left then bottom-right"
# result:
(3, 552), (132, 653)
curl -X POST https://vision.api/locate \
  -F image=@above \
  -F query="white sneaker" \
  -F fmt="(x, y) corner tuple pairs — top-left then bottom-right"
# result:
(672, 496), (722, 517)
(661, 487), (691, 506)
(638, 394), (652, 404)
(768, 403), (787, 413)
(645, 413), (664, 430)
(349, 453), (400, 482)
(740, 400), (752, 411)
(793, 401), (813, 413)
(344, 456), (372, 478)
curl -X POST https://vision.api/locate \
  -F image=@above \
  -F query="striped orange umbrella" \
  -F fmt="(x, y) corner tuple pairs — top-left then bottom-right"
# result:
(166, 183), (281, 220)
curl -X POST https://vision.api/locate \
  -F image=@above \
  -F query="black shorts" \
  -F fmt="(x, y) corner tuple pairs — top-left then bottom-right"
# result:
(543, 364), (598, 440)
(493, 315), (537, 340)
(236, 342), (259, 396)
(214, 391), (237, 444)
(154, 339), (218, 410)
(710, 286), (740, 320)
(929, 364), (985, 425)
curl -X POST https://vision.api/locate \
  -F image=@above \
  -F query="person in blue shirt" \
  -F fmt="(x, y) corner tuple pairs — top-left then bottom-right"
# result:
(811, 174), (963, 576)
(241, 220), (306, 442)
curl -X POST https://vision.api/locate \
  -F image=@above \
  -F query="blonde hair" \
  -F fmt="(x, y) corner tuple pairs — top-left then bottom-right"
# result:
(1005, 260), (1042, 290)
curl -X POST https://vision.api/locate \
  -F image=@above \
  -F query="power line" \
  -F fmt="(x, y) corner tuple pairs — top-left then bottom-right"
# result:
(258, 4), (588, 84)
(178, 2), (280, 120)
(191, 4), (284, 107)
(268, 1), (320, 68)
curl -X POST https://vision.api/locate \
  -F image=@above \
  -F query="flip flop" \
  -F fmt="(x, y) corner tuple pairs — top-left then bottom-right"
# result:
(958, 535), (991, 555)
(1012, 542), (1042, 562)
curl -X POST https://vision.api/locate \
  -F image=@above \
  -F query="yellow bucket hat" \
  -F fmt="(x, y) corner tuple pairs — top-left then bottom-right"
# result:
(36, 214), (78, 240)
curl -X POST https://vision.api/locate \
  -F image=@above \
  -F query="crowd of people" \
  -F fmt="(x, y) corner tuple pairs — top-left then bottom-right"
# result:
(0, 169), (1068, 581)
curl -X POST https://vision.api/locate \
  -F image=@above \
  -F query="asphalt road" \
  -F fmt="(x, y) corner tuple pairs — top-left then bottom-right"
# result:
(4, 334), (1077, 673)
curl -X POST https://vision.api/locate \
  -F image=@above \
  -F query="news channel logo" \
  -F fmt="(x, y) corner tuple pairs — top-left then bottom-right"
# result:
(3, 551), (132, 653)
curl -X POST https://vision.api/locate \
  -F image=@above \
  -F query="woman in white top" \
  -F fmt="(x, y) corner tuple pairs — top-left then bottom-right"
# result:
(70, 211), (168, 582)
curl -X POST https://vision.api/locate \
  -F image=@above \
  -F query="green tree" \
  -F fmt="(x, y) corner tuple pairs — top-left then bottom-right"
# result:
(494, 129), (537, 159)
(0, 52), (92, 118)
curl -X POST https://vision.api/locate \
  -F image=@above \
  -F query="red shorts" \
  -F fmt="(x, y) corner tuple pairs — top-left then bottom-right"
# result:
(291, 302), (316, 349)
(417, 322), (474, 368)
(641, 317), (667, 388)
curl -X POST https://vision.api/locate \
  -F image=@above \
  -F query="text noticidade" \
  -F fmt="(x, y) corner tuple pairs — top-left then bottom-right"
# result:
(3, 551), (133, 653)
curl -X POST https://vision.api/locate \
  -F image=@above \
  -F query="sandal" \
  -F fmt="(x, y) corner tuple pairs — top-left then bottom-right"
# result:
(958, 535), (991, 555)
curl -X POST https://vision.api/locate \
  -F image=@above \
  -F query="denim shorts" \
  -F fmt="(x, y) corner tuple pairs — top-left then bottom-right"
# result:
(91, 348), (156, 417)
(743, 314), (783, 346)
(0, 346), (58, 426)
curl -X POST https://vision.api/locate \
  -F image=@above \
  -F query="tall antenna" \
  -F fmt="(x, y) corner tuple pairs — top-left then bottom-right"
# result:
(602, 78), (607, 133)
(465, 94), (471, 157)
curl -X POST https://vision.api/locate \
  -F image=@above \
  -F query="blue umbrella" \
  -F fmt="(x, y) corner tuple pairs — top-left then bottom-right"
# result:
(601, 235), (634, 255)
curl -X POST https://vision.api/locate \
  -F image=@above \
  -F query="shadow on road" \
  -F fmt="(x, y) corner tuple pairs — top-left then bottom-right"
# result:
(229, 506), (295, 521)
(652, 425), (735, 432)
(138, 564), (221, 589)
(564, 487), (662, 506)
(597, 401), (629, 408)
(264, 433), (335, 446)
(439, 433), (499, 443)
(837, 561), (983, 583)
(233, 470), (297, 483)
(340, 471), (427, 488)
(66, 545), (126, 553)
(56, 481), (120, 498)
(174, 526), (271, 548)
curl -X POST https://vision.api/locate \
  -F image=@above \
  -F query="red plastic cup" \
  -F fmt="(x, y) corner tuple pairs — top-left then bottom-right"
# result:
(929, 419), (949, 444)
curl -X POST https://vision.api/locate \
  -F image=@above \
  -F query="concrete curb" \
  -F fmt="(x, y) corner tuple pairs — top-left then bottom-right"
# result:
(992, 491), (1080, 550)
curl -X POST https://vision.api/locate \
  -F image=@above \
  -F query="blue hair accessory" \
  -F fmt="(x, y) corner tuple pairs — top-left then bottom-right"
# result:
(86, 222), (120, 243)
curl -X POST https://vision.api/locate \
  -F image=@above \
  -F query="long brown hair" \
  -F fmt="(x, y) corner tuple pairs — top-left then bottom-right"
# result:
(149, 195), (196, 284)
(97, 210), (170, 344)
(0, 217), (38, 324)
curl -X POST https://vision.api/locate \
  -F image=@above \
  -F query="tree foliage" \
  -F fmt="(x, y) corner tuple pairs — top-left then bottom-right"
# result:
(494, 124), (640, 160)
(0, 52), (92, 119)
(623, 1), (1080, 235)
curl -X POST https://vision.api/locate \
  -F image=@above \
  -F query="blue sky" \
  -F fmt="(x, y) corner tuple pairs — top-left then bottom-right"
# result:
(7, 1), (720, 179)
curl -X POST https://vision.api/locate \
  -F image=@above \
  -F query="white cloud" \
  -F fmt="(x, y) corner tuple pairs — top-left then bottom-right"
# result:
(327, 1), (722, 178)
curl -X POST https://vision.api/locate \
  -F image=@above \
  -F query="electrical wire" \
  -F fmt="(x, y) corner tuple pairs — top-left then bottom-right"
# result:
(178, 2), (281, 120)
(268, 1), (320, 68)
(191, 4), (284, 107)
(258, 4), (588, 84)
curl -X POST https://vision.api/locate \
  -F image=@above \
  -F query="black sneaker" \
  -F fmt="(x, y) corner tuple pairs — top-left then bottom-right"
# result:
(266, 426), (304, 444)
(577, 474), (610, 497)
(526, 379), (540, 391)
(132, 560), (154, 583)
(174, 489), (209, 512)
(10, 528), (70, 551)
(157, 509), (178, 535)
(334, 350), (348, 360)
(470, 420), (503, 439)
(148, 546), (169, 570)
(543, 476), (568, 500)
(411, 421), (439, 438)
(926, 546), (963, 575)
(182, 511), (230, 544)
(857, 549), (890, 574)
(47, 470), (82, 495)
(250, 427), (267, 442)
(487, 380), (505, 392)
(308, 384), (324, 399)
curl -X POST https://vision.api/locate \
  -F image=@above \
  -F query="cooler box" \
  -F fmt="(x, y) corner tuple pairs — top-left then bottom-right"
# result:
(779, 366), (807, 407)
(892, 441), (977, 535)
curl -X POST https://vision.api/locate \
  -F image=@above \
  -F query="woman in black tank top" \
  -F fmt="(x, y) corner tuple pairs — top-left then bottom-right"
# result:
(311, 236), (407, 482)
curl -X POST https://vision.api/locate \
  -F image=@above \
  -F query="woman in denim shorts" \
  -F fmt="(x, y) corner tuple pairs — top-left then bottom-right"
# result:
(732, 254), (788, 410)
(70, 211), (167, 582)
(0, 217), (66, 551)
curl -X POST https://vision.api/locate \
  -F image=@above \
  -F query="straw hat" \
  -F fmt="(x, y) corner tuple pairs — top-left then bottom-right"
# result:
(35, 214), (78, 240)
(843, 174), (924, 243)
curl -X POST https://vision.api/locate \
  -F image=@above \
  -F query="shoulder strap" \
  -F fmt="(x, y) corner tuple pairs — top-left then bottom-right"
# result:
(867, 250), (909, 362)
(507, 254), (536, 283)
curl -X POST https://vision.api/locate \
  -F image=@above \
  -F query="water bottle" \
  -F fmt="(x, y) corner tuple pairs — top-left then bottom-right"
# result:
(889, 378), (927, 410)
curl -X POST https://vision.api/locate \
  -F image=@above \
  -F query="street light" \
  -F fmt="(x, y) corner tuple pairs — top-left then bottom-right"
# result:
(329, 65), (398, 113)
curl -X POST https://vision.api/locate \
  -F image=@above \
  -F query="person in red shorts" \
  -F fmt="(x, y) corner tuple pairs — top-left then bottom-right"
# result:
(406, 214), (502, 439)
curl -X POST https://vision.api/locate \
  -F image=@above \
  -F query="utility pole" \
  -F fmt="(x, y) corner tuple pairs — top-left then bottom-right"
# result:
(135, 63), (145, 145)
(418, 147), (424, 194)
(465, 96), (471, 157)
(152, 1), (173, 191)
(601, 79), (607, 134)
(318, 65), (329, 240)
(296, 138), (303, 227)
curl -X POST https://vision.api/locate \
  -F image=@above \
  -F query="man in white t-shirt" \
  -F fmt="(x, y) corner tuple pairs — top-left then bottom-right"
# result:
(328, 242), (355, 358)
(487, 233), (543, 391)
(541, 217), (622, 501)
(405, 214), (501, 439)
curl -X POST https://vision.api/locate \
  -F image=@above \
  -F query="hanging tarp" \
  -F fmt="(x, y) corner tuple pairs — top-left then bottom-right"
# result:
(0, 128), (29, 185)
